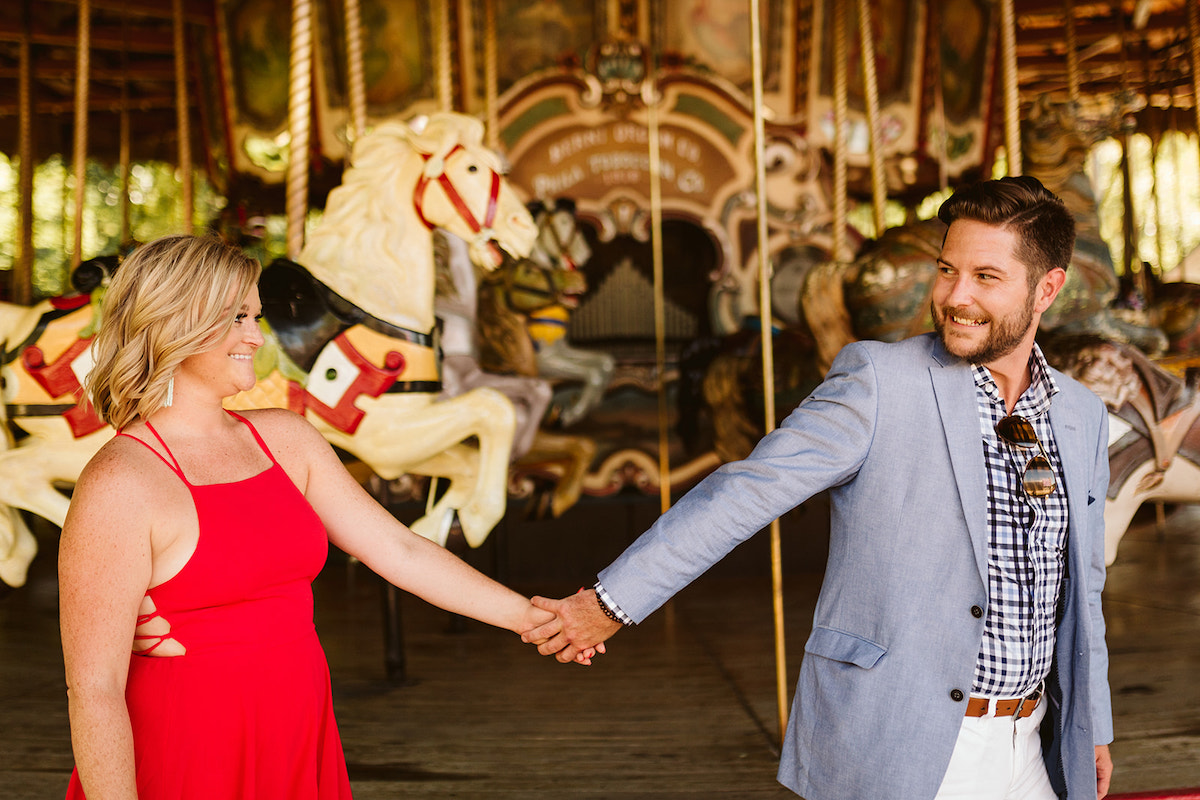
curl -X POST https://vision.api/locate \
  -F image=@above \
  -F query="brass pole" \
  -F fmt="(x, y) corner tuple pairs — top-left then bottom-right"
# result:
(72, 0), (91, 268)
(119, 7), (130, 246)
(749, 0), (788, 743)
(1188, 0), (1200, 233)
(286, 0), (315, 260)
(173, 0), (193, 234)
(855, 0), (886, 236)
(930, 0), (949, 191)
(484, 0), (499, 151)
(832, 0), (850, 261)
(646, 33), (670, 515)
(1064, 0), (1081, 107)
(15, 0), (33, 303)
(344, 0), (368, 146)
(436, 0), (452, 112)
(999, 0), (1021, 175)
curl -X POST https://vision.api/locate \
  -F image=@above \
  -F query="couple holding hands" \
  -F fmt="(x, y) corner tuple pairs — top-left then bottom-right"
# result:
(63, 176), (1112, 800)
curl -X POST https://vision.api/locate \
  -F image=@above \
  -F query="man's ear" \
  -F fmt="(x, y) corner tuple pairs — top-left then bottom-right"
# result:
(1034, 267), (1068, 313)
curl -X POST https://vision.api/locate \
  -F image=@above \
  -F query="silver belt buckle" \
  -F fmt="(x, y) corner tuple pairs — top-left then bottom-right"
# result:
(1014, 685), (1043, 718)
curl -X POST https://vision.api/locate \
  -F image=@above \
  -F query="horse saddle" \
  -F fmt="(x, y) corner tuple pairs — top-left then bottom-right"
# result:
(260, 259), (432, 373)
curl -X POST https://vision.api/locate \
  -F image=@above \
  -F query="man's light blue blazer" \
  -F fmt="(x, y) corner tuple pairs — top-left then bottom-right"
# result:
(600, 333), (1112, 800)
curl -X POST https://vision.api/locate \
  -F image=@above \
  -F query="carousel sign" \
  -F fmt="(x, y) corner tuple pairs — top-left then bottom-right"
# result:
(500, 80), (753, 226)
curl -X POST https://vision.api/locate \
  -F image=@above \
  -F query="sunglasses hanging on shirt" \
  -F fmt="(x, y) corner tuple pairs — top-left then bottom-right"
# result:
(995, 414), (1056, 498)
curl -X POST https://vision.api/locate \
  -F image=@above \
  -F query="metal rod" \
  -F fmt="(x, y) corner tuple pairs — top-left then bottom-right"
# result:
(344, 0), (367, 146)
(484, 0), (499, 151)
(646, 24), (671, 516)
(286, 0), (314, 260)
(15, 0), (33, 303)
(1000, 0), (1022, 175)
(1187, 0), (1200, 202)
(749, 0), (788, 744)
(173, 0), (193, 234)
(855, 0), (886, 235)
(72, 0), (91, 268)
(832, 0), (849, 262)
(436, 0), (452, 112)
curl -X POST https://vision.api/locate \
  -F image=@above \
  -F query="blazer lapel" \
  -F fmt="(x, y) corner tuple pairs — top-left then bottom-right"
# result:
(929, 343), (990, 589)
(1049, 391), (1089, 559)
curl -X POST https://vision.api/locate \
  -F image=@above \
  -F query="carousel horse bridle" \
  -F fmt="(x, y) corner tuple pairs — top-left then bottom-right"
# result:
(413, 144), (503, 263)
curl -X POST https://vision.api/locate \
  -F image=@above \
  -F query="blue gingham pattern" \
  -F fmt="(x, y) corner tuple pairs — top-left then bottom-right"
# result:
(970, 345), (1068, 698)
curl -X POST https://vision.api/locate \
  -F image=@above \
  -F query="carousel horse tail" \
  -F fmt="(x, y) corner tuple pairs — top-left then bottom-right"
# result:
(0, 370), (37, 590)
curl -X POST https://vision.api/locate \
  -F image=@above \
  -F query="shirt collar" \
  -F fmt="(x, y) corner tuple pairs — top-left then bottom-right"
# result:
(970, 343), (1059, 417)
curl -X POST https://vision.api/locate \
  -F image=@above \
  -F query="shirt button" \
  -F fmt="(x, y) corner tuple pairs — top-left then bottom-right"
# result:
(971, 605), (984, 618)
(950, 689), (964, 702)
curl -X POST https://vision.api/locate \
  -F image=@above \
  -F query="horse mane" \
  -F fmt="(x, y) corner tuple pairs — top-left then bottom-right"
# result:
(298, 114), (488, 329)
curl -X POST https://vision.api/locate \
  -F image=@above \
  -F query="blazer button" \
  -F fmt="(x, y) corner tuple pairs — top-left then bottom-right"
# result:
(971, 605), (984, 618)
(950, 689), (964, 702)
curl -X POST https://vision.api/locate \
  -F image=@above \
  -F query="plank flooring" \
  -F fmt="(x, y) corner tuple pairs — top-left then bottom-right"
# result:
(2, 498), (1198, 798)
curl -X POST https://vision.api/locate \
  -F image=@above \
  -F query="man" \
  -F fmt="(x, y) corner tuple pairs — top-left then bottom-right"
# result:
(524, 176), (1113, 800)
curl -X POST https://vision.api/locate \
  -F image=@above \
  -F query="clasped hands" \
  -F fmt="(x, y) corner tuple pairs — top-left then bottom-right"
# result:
(520, 589), (624, 666)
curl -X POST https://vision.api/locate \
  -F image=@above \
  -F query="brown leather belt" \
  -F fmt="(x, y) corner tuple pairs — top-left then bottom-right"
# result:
(965, 687), (1042, 718)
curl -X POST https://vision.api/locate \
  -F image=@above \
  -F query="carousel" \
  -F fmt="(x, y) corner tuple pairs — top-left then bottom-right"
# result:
(1, 1), (1199, 797)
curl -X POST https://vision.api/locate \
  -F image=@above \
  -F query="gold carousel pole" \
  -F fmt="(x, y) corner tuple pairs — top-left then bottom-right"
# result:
(173, 0), (193, 234)
(1064, 0), (1081, 108)
(435, 0), (453, 113)
(832, 0), (850, 263)
(748, 0), (788, 742)
(344, 0), (368, 146)
(855, 0), (887, 236)
(483, 0), (499, 151)
(999, 0), (1021, 175)
(286, 0), (315, 260)
(1187, 0), (1200, 199)
(15, 0), (33, 303)
(71, 0), (91, 269)
(119, 8), (130, 246)
(646, 23), (671, 515)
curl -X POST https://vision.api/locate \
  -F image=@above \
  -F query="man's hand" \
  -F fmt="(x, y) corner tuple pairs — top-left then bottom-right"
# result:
(1095, 744), (1112, 799)
(518, 600), (602, 665)
(521, 590), (623, 663)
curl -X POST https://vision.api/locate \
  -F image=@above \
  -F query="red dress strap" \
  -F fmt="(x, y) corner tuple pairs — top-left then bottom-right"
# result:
(224, 410), (280, 466)
(117, 423), (188, 483)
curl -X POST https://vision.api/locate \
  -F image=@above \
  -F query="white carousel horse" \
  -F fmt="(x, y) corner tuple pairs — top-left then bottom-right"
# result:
(0, 113), (537, 586)
(477, 198), (615, 428)
(435, 230), (595, 518)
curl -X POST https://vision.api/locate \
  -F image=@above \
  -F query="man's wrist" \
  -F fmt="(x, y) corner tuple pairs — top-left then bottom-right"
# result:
(593, 581), (635, 626)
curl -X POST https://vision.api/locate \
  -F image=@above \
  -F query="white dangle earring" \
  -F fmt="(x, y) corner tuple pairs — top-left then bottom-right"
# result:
(164, 375), (174, 407)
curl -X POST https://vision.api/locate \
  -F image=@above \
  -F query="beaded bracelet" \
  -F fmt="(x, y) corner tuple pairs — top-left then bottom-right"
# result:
(595, 590), (623, 623)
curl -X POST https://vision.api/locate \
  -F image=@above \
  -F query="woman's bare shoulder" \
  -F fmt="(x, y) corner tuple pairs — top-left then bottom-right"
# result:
(65, 434), (181, 541)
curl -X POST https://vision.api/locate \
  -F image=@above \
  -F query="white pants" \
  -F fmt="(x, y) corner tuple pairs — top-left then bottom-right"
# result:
(934, 697), (1059, 800)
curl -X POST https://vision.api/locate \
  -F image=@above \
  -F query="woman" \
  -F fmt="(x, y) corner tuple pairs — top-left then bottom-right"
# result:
(60, 235), (586, 799)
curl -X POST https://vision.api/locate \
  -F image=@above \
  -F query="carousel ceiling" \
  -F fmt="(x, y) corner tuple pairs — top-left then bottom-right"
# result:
(0, 0), (1194, 205)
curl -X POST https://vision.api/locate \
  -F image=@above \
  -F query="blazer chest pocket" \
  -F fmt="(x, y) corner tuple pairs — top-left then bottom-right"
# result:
(804, 626), (887, 669)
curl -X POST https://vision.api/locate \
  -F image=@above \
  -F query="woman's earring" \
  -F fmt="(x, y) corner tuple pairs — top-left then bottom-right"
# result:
(165, 375), (174, 407)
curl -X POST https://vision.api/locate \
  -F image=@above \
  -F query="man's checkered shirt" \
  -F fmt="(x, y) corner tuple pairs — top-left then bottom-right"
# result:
(970, 345), (1068, 698)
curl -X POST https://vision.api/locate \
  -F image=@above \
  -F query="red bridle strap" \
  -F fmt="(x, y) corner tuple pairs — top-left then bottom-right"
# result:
(413, 144), (501, 235)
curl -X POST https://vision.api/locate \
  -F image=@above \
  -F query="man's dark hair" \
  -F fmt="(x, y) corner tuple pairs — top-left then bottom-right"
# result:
(938, 175), (1076, 288)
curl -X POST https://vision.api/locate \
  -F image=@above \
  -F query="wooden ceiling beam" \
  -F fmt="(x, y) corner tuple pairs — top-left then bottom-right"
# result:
(0, 93), (191, 116)
(33, 0), (213, 26)
(1018, 10), (1186, 44)
(0, 18), (185, 54)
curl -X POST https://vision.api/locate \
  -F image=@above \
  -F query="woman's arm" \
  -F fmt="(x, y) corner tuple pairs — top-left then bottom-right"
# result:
(268, 413), (559, 636)
(59, 446), (156, 799)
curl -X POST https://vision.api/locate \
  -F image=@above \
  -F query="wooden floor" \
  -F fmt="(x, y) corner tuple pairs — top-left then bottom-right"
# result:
(2, 497), (1199, 798)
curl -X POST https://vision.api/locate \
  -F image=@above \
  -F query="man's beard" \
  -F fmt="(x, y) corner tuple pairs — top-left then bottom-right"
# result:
(931, 290), (1036, 364)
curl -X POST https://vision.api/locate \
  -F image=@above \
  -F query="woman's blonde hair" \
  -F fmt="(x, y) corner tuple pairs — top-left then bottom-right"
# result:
(86, 235), (261, 430)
